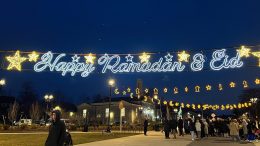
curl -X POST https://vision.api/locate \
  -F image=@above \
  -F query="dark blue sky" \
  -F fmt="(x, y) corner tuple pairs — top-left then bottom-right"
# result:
(0, 0), (260, 105)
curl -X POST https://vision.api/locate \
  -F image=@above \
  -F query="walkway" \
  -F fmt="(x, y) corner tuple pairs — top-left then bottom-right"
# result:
(76, 131), (260, 146)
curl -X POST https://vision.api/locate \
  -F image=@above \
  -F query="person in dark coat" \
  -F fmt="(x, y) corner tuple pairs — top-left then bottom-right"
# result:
(45, 110), (66, 146)
(170, 118), (178, 139)
(144, 118), (148, 136)
(178, 118), (184, 136)
(164, 119), (170, 139)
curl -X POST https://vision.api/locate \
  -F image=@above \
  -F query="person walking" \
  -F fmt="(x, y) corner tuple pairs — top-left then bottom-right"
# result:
(189, 119), (196, 141)
(144, 118), (148, 136)
(170, 118), (177, 139)
(45, 110), (66, 146)
(203, 119), (209, 137)
(242, 119), (248, 140)
(229, 119), (240, 142)
(163, 119), (170, 139)
(195, 119), (202, 140)
(178, 118), (184, 136)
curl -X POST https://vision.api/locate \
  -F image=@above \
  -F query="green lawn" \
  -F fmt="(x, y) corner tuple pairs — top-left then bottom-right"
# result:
(0, 132), (139, 146)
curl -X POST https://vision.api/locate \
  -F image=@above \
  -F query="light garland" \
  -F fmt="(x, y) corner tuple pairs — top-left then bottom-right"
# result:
(251, 52), (260, 67)
(113, 78), (259, 96)
(6, 50), (27, 71)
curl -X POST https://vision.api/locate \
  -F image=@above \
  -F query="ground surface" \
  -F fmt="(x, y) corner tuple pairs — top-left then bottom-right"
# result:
(76, 131), (260, 146)
(0, 132), (138, 146)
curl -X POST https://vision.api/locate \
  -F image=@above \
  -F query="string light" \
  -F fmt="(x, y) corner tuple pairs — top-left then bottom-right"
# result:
(251, 52), (260, 67)
(144, 88), (149, 94)
(28, 51), (39, 62)
(178, 51), (190, 62)
(174, 87), (178, 94)
(218, 84), (223, 91)
(237, 46), (251, 58)
(185, 87), (189, 93)
(195, 86), (200, 92)
(6, 50), (27, 71)
(255, 78), (260, 85)
(163, 88), (168, 93)
(114, 88), (120, 94)
(206, 85), (212, 91)
(243, 80), (248, 88)
(230, 82), (236, 88)
(84, 53), (96, 64)
(139, 52), (150, 63)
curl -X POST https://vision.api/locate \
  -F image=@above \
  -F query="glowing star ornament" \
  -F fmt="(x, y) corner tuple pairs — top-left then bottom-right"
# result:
(6, 51), (27, 71)
(127, 87), (131, 92)
(125, 54), (134, 62)
(229, 82), (236, 88)
(144, 88), (149, 94)
(72, 55), (80, 62)
(178, 51), (190, 62)
(206, 85), (212, 91)
(28, 51), (39, 62)
(251, 52), (260, 66)
(237, 46), (251, 58)
(84, 53), (96, 64)
(122, 91), (127, 95)
(164, 53), (173, 62)
(139, 52), (150, 63)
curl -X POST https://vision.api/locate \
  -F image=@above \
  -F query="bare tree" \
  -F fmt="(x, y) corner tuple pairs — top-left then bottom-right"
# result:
(8, 101), (19, 126)
(30, 102), (41, 123)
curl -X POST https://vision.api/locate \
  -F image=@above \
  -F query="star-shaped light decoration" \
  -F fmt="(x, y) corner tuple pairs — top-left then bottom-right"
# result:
(139, 52), (150, 63)
(125, 54), (134, 62)
(255, 78), (260, 85)
(163, 101), (167, 105)
(144, 88), (149, 94)
(178, 51), (190, 62)
(206, 85), (212, 91)
(84, 53), (96, 64)
(122, 91), (127, 95)
(251, 52), (260, 67)
(229, 82), (236, 88)
(6, 50), (27, 71)
(237, 46), (251, 58)
(164, 53), (173, 62)
(72, 54), (80, 62)
(28, 51), (39, 62)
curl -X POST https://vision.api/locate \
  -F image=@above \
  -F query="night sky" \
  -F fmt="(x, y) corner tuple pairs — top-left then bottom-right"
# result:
(0, 0), (260, 107)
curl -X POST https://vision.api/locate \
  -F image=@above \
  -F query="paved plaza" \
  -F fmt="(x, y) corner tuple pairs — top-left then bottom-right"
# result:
(76, 131), (259, 146)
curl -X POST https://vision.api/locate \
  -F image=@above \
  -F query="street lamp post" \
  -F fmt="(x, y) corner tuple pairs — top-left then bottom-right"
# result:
(107, 79), (115, 132)
(44, 94), (54, 122)
(0, 79), (6, 95)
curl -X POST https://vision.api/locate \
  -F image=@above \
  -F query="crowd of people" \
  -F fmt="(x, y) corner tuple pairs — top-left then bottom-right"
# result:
(145, 116), (260, 142)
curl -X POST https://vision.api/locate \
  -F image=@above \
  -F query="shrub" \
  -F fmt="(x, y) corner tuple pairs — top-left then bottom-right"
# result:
(3, 125), (10, 130)
(19, 124), (28, 130)
(30, 124), (38, 130)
